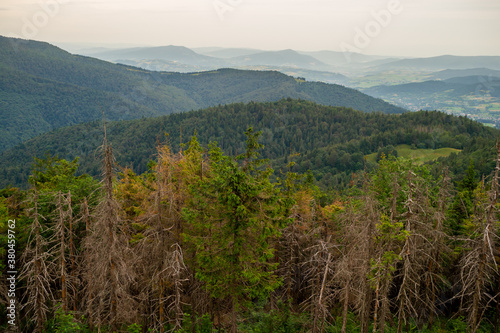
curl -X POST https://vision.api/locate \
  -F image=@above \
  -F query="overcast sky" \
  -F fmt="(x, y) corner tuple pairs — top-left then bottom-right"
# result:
(1, 0), (499, 57)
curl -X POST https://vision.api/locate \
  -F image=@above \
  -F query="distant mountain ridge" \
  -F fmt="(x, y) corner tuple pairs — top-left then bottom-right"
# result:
(0, 35), (405, 152)
(363, 77), (500, 99)
(229, 49), (331, 70)
(193, 47), (263, 58)
(89, 45), (227, 67)
(430, 68), (500, 80)
(374, 55), (500, 71)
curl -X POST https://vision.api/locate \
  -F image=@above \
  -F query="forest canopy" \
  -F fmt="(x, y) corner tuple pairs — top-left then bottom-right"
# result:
(1, 119), (500, 332)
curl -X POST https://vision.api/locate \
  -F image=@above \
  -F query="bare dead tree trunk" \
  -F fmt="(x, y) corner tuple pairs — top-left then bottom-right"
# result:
(459, 142), (500, 333)
(341, 279), (350, 333)
(397, 172), (414, 333)
(427, 169), (450, 329)
(304, 233), (335, 333)
(56, 191), (68, 313)
(166, 244), (187, 332)
(67, 190), (76, 312)
(231, 296), (237, 333)
(81, 196), (94, 331)
(84, 124), (137, 330)
(337, 186), (376, 333)
(379, 277), (390, 333)
(373, 276), (380, 333)
(20, 189), (53, 333)
(360, 195), (376, 333)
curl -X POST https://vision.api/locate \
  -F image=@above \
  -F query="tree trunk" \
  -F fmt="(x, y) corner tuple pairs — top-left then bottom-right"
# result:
(341, 281), (350, 333)
(373, 278), (380, 333)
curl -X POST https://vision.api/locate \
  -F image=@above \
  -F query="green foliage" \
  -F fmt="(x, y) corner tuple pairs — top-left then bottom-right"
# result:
(2, 99), (497, 192)
(0, 36), (403, 152)
(126, 323), (143, 333)
(175, 313), (213, 333)
(376, 145), (398, 162)
(28, 153), (100, 201)
(50, 308), (85, 333)
(444, 317), (469, 333)
(183, 130), (289, 308)
(448, 161), (477, 235)
(238, 302), (309, 333)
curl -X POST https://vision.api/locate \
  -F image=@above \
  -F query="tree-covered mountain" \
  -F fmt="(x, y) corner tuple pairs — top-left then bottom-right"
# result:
(429, 67), (500, 80)
(1, 99), (497, 189)
(229, 49), (331, 70)
(374, 55), (500, 71)
(0, 36), (406, 152)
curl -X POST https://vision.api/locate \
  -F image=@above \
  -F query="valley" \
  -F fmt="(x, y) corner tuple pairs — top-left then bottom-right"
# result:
(68, 42), (500, 127)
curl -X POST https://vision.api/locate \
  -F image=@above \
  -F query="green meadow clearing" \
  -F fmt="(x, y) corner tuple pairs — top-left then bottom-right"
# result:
(365, 144), (462, 164)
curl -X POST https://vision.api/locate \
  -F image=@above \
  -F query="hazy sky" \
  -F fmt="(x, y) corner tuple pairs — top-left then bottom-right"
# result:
(1, 0), (499, 57)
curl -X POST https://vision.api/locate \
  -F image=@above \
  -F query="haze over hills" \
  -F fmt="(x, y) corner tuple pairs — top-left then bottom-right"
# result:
(299, 50), (400, 70)
(0, 35), (406, 152)
(229, 49), (331, 70)
(373, 55), (500, 71)
(77, 43), (500, 75)
(193, 47), (264, 59)
(87, 45), (227, 68)
(429, 68), (500, 80)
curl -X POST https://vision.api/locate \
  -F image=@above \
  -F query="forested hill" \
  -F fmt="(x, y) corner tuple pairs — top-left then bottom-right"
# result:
(0, 36), (405, 152)
(1, 99), (497, 189)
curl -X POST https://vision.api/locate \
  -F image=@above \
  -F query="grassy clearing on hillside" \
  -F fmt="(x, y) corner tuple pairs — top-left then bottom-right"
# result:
(365, 144), (462, 164)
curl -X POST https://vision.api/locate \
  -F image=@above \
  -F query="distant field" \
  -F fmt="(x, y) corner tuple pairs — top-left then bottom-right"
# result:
(365, 144), (462, 164)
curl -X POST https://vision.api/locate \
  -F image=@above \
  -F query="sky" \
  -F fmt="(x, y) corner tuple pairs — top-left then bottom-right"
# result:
(1, 0), (499, 57)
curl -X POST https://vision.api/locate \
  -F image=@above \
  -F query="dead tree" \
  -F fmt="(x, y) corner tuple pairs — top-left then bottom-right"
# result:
(458, 142), (500, 333)
(133, 142), (193, 332)
(54, 191), (69, 313)
(20, 189), (53, 333)
(396, 171), (419, 333)
(334, 189), (378, 333)
(165, 244), (188, 331)
(423, 169), (450, 328)
(83, 127), (137, 331)
(80, 196), (94, 330)
(275, 189), (316, 307)
(67, 190), (77, 312)
(359, 185), (378, 333)
(303, 238), (336, 333)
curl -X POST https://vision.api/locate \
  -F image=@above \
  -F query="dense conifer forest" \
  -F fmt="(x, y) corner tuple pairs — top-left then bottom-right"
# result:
(1, 99), (500, 332)
(1, 99), (497, 191)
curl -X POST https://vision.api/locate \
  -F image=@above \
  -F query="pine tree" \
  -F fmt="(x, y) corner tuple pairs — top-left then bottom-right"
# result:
(183, 128), (290, 332)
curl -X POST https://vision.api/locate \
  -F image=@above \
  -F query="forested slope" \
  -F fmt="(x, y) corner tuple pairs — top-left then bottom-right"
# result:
(0, 36), (405, 151)
(1, 114), (500, 332)
(1, 99), (496, 189)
